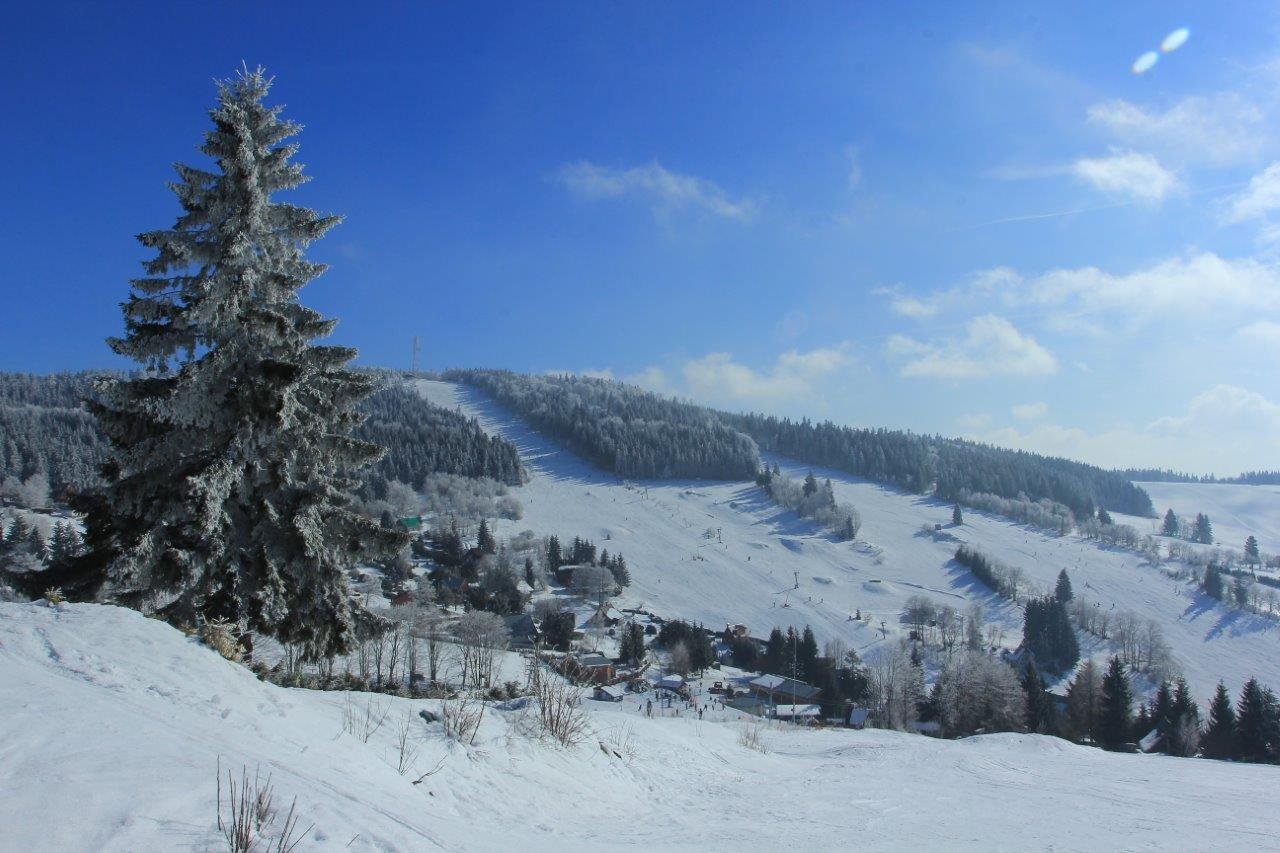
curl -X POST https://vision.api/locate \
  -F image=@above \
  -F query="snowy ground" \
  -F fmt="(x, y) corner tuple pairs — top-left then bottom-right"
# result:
(4, 601), (1279, 852)
(417, 380), (1280, 702)
(1127, 481), (1280, 555)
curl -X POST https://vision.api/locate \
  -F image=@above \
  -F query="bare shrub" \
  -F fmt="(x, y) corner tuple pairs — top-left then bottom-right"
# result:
(216, 758), (310, 852)
(737, 719), (770, 753)
(342, 695), (391, 743)
(536, 677), (591, 746)
(439, 696), (486, 745)
(42, 586), (65, 605)
(604, 722), (639, 765)
(393, 711), (420, 775)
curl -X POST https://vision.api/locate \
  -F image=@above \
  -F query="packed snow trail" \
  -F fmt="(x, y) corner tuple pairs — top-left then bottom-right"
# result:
(417, 380), (1280, 700)
(5, 601), (1280, 851)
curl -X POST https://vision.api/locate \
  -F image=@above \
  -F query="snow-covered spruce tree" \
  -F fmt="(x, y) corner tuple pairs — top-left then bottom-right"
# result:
(78, 67), (402, 658)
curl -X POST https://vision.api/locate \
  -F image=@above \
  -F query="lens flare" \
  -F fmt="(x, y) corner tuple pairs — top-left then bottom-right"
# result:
(1131, 51), (1159, 74)
(1161, 27), (1190, 53)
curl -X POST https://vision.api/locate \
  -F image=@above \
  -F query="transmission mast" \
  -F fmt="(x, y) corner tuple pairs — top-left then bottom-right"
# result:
(410, 336), (421, 375)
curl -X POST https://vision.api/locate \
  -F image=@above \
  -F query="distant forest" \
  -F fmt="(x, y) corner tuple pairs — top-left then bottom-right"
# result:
(724, 413), (1153, 518)
(357, 381), (524, 498)
(448, 369), (1154, 518)
(1120, 468), (1280, 486)
(443, 369), (761, 480)
(0, 371), (523, 503)
(0, 372), (111, 495)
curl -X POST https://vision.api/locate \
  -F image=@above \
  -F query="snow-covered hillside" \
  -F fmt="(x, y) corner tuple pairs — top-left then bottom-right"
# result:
(418, 380), (1280, 701)
(4, 601), (1279, 852)
(1131, 481), (1280, 554)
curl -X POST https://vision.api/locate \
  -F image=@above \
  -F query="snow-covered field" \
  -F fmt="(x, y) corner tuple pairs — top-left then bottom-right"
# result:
(418, 380), (1280, 701)
(5, 601), (1279, 852)
(1131, 481), (1280, 554)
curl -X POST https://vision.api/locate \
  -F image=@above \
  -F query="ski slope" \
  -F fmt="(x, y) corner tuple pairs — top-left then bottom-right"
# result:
(5, 601), (1279, 852)
(418, 380), (1280, 701)
(1132, 481), (1280, 555)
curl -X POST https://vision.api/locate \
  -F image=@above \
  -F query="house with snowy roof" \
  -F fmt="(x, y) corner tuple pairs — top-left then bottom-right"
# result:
(747, 674), (821, 703)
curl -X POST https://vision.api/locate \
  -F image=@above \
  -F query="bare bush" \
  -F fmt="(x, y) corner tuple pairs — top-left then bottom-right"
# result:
(216, 758), (310, 852)
(393, 711), (420, 775)
(536, 677), (591, 746)
(453, 611), (509, 690)
(737, 719), (770, 753)
(439, 696), (486, 745)
(342, 695), (391, 743)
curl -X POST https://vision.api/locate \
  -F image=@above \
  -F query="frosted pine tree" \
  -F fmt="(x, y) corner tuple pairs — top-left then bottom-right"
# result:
(80, 67), (401, 658)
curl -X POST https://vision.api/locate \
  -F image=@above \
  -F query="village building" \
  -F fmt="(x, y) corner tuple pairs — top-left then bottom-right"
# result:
(770, 704), (822, 724)
(747, 673), (821, 704)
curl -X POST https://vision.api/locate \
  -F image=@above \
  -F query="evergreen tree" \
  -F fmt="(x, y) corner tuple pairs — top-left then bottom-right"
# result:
(1202, 562), (1225, 600)
(764, 627), (787, 675)
(545, 536), (562, 572)
(618, 622), (646, 667)
(952, 504), (963, 526)
(4, 516), (29, 548)
(607, 553), (630, 588)
(1236, 678), (1279, 763)
(1151, 681), (1174, 745)
(1098, 657), (1133, 750)
(1166, 678), (1201, 758)
(1244, 535), (1261, 569)
(1022, 659), (1053, 734)
(1054, 569), (1073, 603)
(524, 556), (535, 588)
(1201, 681), (1238, 760)
(476, 518), (496, 554)
(1097, 507), (1113, 526)
(73, 69), (401, 656)
(1233, 575), (1250, 608)
(1161, 509), (1179, 537)
(1192, 513), (1214, 545)
(799, 625), (819, 681)
(802, 471), (818, 497)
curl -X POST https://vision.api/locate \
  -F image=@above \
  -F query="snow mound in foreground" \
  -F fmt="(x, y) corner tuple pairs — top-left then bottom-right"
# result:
(4, 602), (1279, 852)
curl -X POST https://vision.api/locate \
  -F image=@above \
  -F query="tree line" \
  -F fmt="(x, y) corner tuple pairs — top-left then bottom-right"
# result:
(444, 369), (761, 480)
(724, 411), (1154, 518)
(0, 369), (525, 511)
(1121, 467), (1280, 486)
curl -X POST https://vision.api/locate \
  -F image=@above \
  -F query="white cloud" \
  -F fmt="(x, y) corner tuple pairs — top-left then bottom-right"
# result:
(958, 413), (992, 431)
(557, 161), (756, 221)
(887, 253), (1280, 331)
(1223, 161), (1280, 229)
(1011, 402), (1048, 420)
(1022, 253), (1280, 322)
(885, 315), (1057, 380)
(1070, 150), (1180, 203)
(1238, 320), (1280, 347)
(978, 385), (1280, 475)
(1087, 94), (1265, 167)
(682, 344), (853, 402)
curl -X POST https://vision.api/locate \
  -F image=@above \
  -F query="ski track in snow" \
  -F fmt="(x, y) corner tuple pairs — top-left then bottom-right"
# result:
(418, 380), (1280, 701)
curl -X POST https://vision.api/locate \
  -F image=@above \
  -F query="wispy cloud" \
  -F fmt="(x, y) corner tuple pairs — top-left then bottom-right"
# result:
(1223, 162), (1280, 235)
(885, 315), (1057, 380)
(682, 344), (853, 402)
(557, 160), (756, 221)
(1070, 150), (1180, 203)
(978, 385), (1280, 474)
(1011, 401), (1048, 420)
(1087, 94), (1266, 167)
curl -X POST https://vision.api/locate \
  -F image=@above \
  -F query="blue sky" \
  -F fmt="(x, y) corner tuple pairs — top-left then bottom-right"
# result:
(2, 2), (1279, 475)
